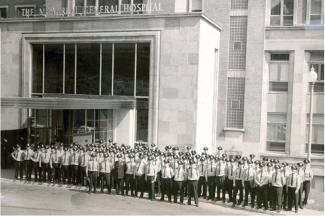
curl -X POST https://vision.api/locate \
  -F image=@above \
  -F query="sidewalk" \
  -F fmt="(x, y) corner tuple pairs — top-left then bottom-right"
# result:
(1, 168), (323, 215)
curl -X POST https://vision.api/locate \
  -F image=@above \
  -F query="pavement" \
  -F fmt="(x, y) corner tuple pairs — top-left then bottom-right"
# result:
(0, 169), (324, 215)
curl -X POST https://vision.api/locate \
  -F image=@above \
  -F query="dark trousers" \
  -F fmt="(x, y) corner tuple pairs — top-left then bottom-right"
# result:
(271, 186), (283, 210)
(207, 176), (216, 199)
(188, 180), (199, 206)
(161, 178), (172, 202)
(233, 180), (244, 205)
(33, 162), (40, 181)
(24, 160), (32, 180)
(14, 161), (23, 180)
(225, 178), (233, 202)
(70, 165), (78, 185)
(125, 174), (135, 196)
(135, 175), (145, 197)
(52, 163), (61, 183)
(146, 176), (155, 200)
(288, 187), (298, 211)
(40, 163), (50, 182)
(88, 171), (98, 193)
(243, 180), (253, 206)
(156, 171), (161, 194)
(198, 176), (207, 198)
(298, 183), (303, 207)
(62, 165), (70, 184)
(216, 176), (225, 200)
(302, 180), (311, 205)
(80, 166), (87, 186)
(99, 172), (111, 193)
(183, 180), (188, 197)
(257, 184), (268, 209)
(173, 180), (184, 203)
(282, 185), (288, 209)
(116, 178), (124, 195)
(111, 168), (116, 189)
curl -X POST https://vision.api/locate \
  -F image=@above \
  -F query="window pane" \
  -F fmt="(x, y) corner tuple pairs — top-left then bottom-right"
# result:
(114, 43), (135, 96)
(269, 82), (288, 91)
(86, 0), (96, 15)
(75, 0), (85, 14)
(44, 44), (63, 93)
(267, 142), (285, 152)
(191, 0), (202, 12)
(32, 44), (43, 93)
(77, 43), (100, 95)
(310, 15), (322, 24)
(314, 83), (324, 92)
(65, 44), (75, 94)
(136, 99), (148, 142)
(271, 54), (290, 61)
(283, 15), (294, 26)
(0, 8), (7, 18)
(73, 110), (85, 132)
(136, 43), (150, 96)
(271, 0), (281, 15)
(269, 63), (279, 81)
(311, 0), (322, 15)
(101, 43), (112, 95)
(280, 63), (289, 81)
(283, 0), (294, 15)
(270, 16), (281, 25)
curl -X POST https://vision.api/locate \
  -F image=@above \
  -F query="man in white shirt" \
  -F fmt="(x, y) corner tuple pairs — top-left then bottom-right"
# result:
(11, 144), (24, 180)
(145, 155), (157, 200)
(198, 157), (208, 199)
(60, 147), (71, 184)
(216, 157), (226, 202)
(187, 159), (199, 207)
(243, 159), (256, 208)
(86, 152), (99, 193)
(31, 145), (41, 181)
(302, 159), (313, 207)
(135, 154), (146, 198)
(254, 162), (269, 210)
(24, 144), (34, 181)
(39, 146), (51, 183)
(271, 164), (286, 212)
(160, 159), (174, 202)
(99, 153), (113, 193)
(286, 165), (300, 213)
(232, 161), (245, 207)
(173, 160), (186, 205)
(79, 148), (89, 186)
(50, 146), (61, 184)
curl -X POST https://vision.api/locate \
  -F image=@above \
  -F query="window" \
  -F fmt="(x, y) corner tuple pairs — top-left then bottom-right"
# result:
(136, 98), (148, 142)
(0, 7), (8, 18)
(306, 114), (324, 154)
(98, 0), (119, 14)
(267, 112), (287, 152)
(229, 16), (248, 70)
(231, 0), (248, 9)
(16, 5), (36, 18)
(270, 0), (294, 26)
(309, 52), (324, 92)
(269, 53), (290, 92)
(304, 0), (324, 25)
(32, 42), (150, 97)
(226, 78), (245, 128)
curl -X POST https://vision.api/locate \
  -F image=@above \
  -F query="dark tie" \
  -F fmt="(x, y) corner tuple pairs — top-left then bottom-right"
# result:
(291, 174), (294, 186)
(137, 163), (141, 173)
(239, 168), (241, 179)
(231, 166), (233, 176)
(27, 150), (29, 160)
(92, 159), (94, 170)
(105, 160), (106, 172)
(210, 162), (212, 172)
(190, 167), (192, 178)
(275, 172), (278, 182)
(55, 152), (57, 162)
(247, 168), (250, 181)
(201, 164), (204, 173)
(218, 163), (221, 175)
(148, 163), (151, 174)
(260, 170), (263, 180)
(177, 167), (181, 179)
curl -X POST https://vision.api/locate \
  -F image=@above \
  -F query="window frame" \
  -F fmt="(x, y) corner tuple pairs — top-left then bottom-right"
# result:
(268, 54), (290, 93)
(305, 0), (324, 25)
(269, 0), (294, 26)
(266, 112), (288, 152)
(309, 61), (324, 93)
(15, 4), (36, 18)
(0, 6), (9, 18)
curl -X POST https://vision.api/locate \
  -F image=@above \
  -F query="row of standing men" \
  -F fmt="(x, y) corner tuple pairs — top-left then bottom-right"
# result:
(11, 142), (313, 212)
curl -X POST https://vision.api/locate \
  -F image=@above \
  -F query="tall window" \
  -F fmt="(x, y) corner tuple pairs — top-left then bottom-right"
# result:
(269, 53), (290, 92)
(306, 114), (324, 154)
(0, 7), (8, 18)
(267, 112), (287, 152)
(304, 0), (324, 25)
(229, 16), (248, 70)
(136, 98), (148, 142)
(226, 78), (245, 128)
(44, 44), (63, 93)
(270, 0), (294, 26)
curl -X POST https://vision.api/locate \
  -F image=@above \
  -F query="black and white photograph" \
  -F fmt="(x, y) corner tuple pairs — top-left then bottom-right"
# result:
(0, 0), (324, 215)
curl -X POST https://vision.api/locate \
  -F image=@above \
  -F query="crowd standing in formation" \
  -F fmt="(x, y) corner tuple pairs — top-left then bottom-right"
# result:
(11, 141), (313, 213)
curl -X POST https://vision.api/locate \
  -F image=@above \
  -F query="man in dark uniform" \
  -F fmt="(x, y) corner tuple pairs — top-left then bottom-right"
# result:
(115, 154), (126, 195)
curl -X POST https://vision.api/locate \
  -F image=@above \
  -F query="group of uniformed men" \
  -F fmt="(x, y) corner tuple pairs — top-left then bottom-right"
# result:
(11, 141), (313, 212)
